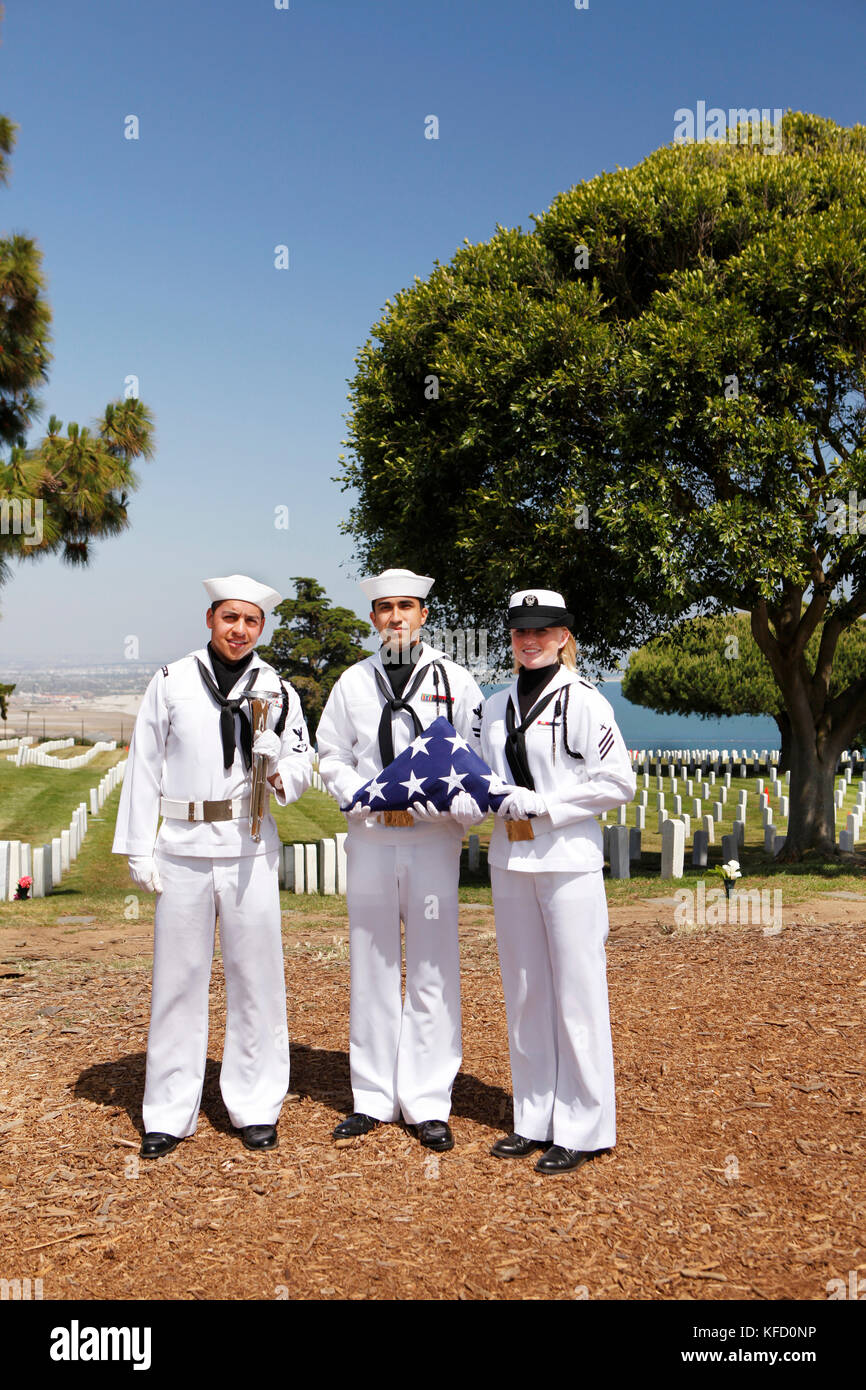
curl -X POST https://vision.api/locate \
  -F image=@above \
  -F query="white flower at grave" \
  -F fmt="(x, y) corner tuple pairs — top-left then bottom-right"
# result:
(721, 861), (742, 880)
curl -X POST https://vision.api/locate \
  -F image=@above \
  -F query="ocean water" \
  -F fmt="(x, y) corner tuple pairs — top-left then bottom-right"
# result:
(482, 677), (782, 754)
(599, 678), (782, 754)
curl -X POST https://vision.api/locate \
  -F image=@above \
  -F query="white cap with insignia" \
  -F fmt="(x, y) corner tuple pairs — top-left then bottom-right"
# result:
(203, 574), (282, 615)
(359, 567), (434, 603)
(507, 588), (575, 628)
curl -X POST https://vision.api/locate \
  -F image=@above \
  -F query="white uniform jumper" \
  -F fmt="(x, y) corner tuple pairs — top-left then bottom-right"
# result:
(316, 642), (485, 1125)
(113, 648), (313, 1137)
(481, 667), (635, 1151)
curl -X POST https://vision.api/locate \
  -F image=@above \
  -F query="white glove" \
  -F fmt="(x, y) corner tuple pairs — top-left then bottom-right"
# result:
(128, 856), (163, 894)
(344, 802), (371, 821)
(411, 799), (443, 823)
(253, 729), (282, 775)
(498, 788), (547, 820)
(448, 791), (484, 829)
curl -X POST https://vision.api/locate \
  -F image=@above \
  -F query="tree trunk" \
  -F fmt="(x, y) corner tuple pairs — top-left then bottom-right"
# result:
(751, 606), (866, 863)
(777, 725), (840, 861)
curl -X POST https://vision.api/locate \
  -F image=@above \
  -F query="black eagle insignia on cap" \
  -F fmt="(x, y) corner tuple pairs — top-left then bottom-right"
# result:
(522, 594), (538, 605)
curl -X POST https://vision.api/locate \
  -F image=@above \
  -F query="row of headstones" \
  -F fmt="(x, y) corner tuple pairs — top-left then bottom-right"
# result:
(277, 827), (485, 895)
(604, 817), (771, 880)
(13, 738), (117, 769)
(6, 736), (74, 763)
(279, 832), (347, 895)
(633, 749), (781, 776)
(0, 759), (127, 900)
(632, 749), (864, 777)
(0, 735), (34, 751)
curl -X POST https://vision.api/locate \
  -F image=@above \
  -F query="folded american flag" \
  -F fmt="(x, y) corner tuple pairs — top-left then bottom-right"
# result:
(341, 717), (511, 814)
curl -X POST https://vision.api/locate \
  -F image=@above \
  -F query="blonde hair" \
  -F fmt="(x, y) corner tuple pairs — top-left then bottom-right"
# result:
(512, 629), (578, 673)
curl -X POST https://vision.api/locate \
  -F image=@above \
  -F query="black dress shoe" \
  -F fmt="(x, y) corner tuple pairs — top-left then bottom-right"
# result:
(490, 1132), (551, 1159)
(241, 1124), (278, 1151)
(413, 1120), (454, 1152)
(534, 1144), (593, 1174)
(140, 1132), (180, 1159)
(332, 1112), (380, 1140)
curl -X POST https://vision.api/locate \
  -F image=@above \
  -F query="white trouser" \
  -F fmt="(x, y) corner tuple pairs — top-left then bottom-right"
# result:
(143, 849), (288, 1137)
(491, 866), (616, 1152)
(345, 829), (462, 1125)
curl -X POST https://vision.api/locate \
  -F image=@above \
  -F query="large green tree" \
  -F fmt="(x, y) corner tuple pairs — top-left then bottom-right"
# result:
(0, 108), (153, 600)
(622, 613), (866, 770)
(339, 112), (866, 860)
(257, 577), (371, 731)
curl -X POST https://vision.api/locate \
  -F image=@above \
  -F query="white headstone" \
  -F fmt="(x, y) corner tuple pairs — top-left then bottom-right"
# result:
(0, 841), (10, 901)
(335, 832), (348, 895)
(660, 819), (685, 879)
(304, 843), (317, 894)
(292, 843), (305, 894)
(318, 838), (336, 895)
(7, 841), (21, 899)
(32, 845), (52, 898)
(609, 825), (630, 879)
(702, 814), (715, 845)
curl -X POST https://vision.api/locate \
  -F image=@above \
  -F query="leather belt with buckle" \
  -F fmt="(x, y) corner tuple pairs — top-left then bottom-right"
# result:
(159, 796), (251, 823)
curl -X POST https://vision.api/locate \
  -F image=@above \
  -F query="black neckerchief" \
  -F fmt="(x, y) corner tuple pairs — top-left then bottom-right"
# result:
(207, 640), (255, 698)
(504, 685), (560, 790)
(517, 662), (559, 722)
(372, 657), (429, 767)
(381, 644), (419, 700)
(197, 655), (259, 771)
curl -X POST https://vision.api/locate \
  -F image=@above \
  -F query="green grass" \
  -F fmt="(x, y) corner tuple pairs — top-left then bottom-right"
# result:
(270, 787), (349, 842)
(0, 751), (127, 843)
(1, 771), (862, 925)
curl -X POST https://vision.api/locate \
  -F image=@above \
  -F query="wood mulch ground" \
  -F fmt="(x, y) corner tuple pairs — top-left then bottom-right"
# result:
(0, 896), (863, 1301)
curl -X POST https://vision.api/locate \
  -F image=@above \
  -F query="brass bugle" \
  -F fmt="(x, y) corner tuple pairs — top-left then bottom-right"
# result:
(248, 695), (278, 842)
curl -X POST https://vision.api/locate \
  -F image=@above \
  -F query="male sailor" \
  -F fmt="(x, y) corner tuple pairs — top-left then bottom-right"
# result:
(112, 575), (313, 1158)
(316, 568), (485, 1152)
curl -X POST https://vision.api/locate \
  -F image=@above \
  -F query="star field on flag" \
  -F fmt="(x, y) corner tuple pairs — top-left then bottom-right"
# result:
(341, 717), (512, 814)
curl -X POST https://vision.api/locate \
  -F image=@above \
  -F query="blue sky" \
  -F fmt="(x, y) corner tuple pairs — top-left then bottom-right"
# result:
(1, 0), (864, 666)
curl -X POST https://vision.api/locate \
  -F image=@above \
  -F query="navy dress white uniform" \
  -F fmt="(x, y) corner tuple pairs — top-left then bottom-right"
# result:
(316, 568), (485, 1137)
(481, 589), (635, 1168)
(113, 576), (313, 1147)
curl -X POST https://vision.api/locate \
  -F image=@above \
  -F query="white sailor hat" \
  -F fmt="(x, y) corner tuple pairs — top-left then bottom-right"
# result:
(203, 574), (282, 615)
(507, 587), (574, 628)
(359, 567), (434, 603)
